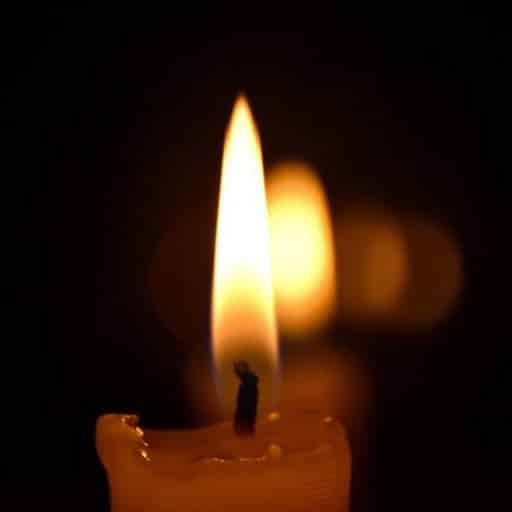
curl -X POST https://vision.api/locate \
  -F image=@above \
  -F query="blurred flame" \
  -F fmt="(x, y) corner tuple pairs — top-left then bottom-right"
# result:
(395, 218), (463, 330)
(336, 208), (408, 318)
(268, 162), (336, 338)
(211, 95), (278, 414)
(336, 206), (463, 331)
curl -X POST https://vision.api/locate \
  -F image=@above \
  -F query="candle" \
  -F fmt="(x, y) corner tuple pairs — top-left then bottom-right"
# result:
(97, 411), (350, 511)
(96, 95), (351, 511)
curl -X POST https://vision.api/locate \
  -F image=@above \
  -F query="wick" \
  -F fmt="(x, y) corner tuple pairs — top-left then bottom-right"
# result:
(233, 360), (259, 436)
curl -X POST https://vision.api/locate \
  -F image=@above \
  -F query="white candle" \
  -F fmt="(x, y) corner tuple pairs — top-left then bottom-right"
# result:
(96, 412), (351, 511)
(96, 95), (352, 510)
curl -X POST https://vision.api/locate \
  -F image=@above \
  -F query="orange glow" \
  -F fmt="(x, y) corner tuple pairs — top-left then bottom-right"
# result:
(268, 162), (336, 338)
(336, 207), (463, 332)
(394, 219), (463, 330)
(212, 95), (278, 415)
(280, 346), (371, 424)
(336, 208), (409, 318)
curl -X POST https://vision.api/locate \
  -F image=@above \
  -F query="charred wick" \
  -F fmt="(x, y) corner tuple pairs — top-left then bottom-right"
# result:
(233, 360), (259, 436)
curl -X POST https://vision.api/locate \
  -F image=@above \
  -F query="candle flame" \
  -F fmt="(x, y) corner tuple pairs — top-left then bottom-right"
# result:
(212, 95), (278, 415)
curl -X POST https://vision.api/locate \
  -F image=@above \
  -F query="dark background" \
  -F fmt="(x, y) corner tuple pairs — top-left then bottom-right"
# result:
(2, 9), (506, 511)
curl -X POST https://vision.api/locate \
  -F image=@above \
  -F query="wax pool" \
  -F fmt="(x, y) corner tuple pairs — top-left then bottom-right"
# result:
(96, 411), (351, 511)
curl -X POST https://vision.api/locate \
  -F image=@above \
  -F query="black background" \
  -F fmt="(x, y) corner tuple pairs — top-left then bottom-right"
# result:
(2, 8), (506, 511)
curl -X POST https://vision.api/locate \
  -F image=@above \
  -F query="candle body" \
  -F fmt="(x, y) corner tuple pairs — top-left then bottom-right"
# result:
(96, 412), (351, 511)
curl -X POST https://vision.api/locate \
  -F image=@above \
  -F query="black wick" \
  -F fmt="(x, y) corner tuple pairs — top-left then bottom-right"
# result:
(233, 360), (259, 436)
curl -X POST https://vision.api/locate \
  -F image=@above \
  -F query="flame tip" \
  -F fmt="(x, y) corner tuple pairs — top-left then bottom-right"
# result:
(234, 93), (251, 110)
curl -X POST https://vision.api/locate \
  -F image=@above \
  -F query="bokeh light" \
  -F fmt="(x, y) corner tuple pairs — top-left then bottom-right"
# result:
(335, 206), (463, 331)
(336, 207), (408, 319)
(394, 218), (464, 330)
(267, 162), (336, 339)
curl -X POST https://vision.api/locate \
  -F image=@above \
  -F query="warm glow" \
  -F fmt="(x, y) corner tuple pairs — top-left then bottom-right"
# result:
(393, 218), (463, 330)
(212, 95), (278, 414)
(336, 207), (463, 332)
(336, 208), (409, 318)
(268, 162), (336, 338)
